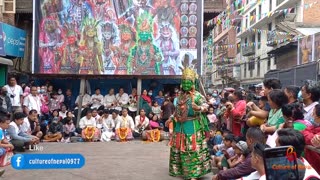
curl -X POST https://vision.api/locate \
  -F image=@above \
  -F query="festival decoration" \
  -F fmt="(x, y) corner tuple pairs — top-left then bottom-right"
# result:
(33, 0), (203, 75)
(84, 126), (95, 141)
(118, 128), (128, 142)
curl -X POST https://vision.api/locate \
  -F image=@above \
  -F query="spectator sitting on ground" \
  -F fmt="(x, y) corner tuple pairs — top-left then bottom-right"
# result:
(43, 118), (63, 142)
(7, 112), (38, 152)
(227, 141), (250, 169)
(61, 118), (77, 143)
(0, 116), (12, 177)
(21, 109), (43, 140)
(213, 127), (264, 180)
(49, 109), (61, 124)
(302, 104), (320, 174)
(212, 134), (235, 170)
(59, 104), (68, 119)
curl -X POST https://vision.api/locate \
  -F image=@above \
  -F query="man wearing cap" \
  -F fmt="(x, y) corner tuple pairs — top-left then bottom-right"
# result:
(7, 112), (38, 152)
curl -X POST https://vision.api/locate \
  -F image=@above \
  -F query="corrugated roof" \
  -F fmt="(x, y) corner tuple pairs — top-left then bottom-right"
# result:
(16, 0), (33, 13)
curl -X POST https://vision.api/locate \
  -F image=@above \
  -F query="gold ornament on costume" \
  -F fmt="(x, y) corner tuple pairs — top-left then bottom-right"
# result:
(182, 67), (198, 82)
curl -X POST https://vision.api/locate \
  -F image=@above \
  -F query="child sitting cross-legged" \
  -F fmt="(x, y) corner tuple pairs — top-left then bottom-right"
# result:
(212, 133), (235, 170)
(61, 119), (77, 143)
(43, 119), (63, 142)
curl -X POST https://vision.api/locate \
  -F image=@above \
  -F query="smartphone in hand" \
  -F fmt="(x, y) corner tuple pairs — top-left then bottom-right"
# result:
(263, 146), (300, 180)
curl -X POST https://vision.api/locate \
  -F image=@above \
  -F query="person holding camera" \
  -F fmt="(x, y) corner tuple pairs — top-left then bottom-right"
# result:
(4, 77), (23, 114)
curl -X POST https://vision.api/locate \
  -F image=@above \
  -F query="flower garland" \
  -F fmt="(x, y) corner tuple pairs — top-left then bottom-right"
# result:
(146, 129), (161, 142)
(119, 128), (128, 141)
(85, 126), (95, 140)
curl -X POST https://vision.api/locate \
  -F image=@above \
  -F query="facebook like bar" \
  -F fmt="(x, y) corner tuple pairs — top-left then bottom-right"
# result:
(11, 154), (85, 170)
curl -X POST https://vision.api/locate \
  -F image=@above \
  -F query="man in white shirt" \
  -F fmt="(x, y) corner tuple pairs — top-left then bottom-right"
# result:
(91, 88), (104, 110)
(20, 110), (43, 140)
(115, 88), (129, 111)
(23, 86), (42, 115)
(5, 77), (23, 113)
(301, 82), (320, 122)
(134, 109), (150, 134)
(7, 112), (37, 152)
(104, 88), (116, 109)
(74, 93), (92, 118)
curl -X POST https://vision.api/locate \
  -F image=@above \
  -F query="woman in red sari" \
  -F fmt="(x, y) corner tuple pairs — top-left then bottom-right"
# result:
(139, 89), (152, 116)
(224, 90), (246, 136)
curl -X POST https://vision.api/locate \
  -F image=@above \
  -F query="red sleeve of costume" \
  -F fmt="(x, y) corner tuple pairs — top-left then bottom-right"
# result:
(302, 127), (315, 145)
(231, 100), (246, 118)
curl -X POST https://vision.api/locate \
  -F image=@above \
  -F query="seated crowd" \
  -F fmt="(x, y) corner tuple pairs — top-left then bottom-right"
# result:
(206, 79), (320, 179)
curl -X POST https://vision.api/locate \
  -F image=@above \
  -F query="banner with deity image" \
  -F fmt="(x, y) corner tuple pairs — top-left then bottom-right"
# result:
(32, 0), (203, 75)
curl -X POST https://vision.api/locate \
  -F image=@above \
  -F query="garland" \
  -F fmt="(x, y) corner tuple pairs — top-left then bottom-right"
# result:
(119, 128), (128, 141)
(146, 129), (161, 142)
(85, 126), (95, 140)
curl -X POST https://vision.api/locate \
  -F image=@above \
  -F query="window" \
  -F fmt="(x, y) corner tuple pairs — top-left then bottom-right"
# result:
(251, 34), (255, 44)
(257, 32), (261, 49)
(245, 16), (248, 28)
(257, 58), (260, 76)
(268, 23), (272, 31)
(267, 58), (271, 70)
(249, 60), (255, 70)
(250, 10), (256, 26)
(274, 57), (277, 65)
(244, 62), (247, 78)
(258, 5), (262, 20)
(237, 43), (241, 54)
(269, 0), (272, 11)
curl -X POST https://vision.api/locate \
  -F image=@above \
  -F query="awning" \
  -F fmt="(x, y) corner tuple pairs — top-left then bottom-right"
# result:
(267, 42), (297, 55)
(0, 57), (13, 66)
(296, 28), (320, 36)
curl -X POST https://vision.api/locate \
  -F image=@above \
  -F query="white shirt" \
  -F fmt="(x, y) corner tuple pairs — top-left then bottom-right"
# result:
(75, 94), (92, 108)
(116, 115), (134, 129)
(5, 84), (23, 106)
(79, 116), (96, 129)
(108, 114), (121, 126)
(91, 94), (104, 109)
(20, 117), (31, 134)
(104, 94), (116, 108)
(115, 93), (129, 108)
(304, 102), (319, 122)
(59, 111), (67, 119)
(23, 94), (42, 114)
(9, 121), (21, 135)
(134, 115), (150, 130)
(104, 117), (115, 132)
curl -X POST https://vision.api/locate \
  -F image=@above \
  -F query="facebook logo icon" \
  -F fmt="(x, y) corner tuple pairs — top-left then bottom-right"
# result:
(11, 154), (24, 169)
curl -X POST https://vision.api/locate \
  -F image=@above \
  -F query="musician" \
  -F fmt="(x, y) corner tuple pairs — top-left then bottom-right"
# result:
(104, 88), (116, 109)
(115, 88), (129, 111)
(134, 109), (150, 137)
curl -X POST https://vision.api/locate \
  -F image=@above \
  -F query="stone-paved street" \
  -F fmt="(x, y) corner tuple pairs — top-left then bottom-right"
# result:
(2, 141), (213, 180)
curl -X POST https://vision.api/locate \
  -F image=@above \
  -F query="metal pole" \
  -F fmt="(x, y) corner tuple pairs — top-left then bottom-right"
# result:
(76, 78), (86, 128)
(136, 78), (142, 113)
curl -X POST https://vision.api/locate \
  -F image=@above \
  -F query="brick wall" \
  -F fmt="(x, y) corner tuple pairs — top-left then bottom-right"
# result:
(2, 13), (15, 25)
(303, 0), (320, 27)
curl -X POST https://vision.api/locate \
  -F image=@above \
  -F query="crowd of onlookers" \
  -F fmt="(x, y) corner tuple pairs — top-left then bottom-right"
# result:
(1, 76), (320, 179)
(206, 79), (320, 179)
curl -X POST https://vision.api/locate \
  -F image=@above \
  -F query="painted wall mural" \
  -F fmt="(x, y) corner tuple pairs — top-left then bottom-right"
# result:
(33, 0), (202, 75)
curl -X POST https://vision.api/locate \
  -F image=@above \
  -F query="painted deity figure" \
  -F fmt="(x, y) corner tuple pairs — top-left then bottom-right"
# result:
(168, 62), (211, 180)
(91, 0), (116, 22)
(61, 23), (80, 74)
(39, 17), (65, 74)
(156, 21), (180, 75)
(41, 0), (64, 18)
(120, 0), (154, 26)
(78, 19), (103, 74)
(67, 0), (93, 33)
(111, 23), (136, 75)
(100, 22), (119, 74)
(127, 12), (163, 75)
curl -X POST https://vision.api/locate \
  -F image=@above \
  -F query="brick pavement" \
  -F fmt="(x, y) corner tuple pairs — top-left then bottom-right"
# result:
(2, 141), (213, 180)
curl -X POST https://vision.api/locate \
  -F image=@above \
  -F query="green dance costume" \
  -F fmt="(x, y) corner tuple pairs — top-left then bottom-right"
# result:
(169, 91), (211, 179)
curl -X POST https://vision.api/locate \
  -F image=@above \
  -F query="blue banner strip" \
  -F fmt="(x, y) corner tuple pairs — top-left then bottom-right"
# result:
(11, 154), (85, 170)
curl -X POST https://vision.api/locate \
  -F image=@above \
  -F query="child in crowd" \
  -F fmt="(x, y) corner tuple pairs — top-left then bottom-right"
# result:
(43, 118), (63, 142)
(207, 106), (218, 126)
(50, 109), (61, 123)
(226, 140), (249, 169)
(246, 96), (268, 127)
(149, 114), (160, 129)
(151, 101), (162, 119)
(212, 134), (235, 170)
(207, 125), (223, 156)
(62, 118), (77, 143)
